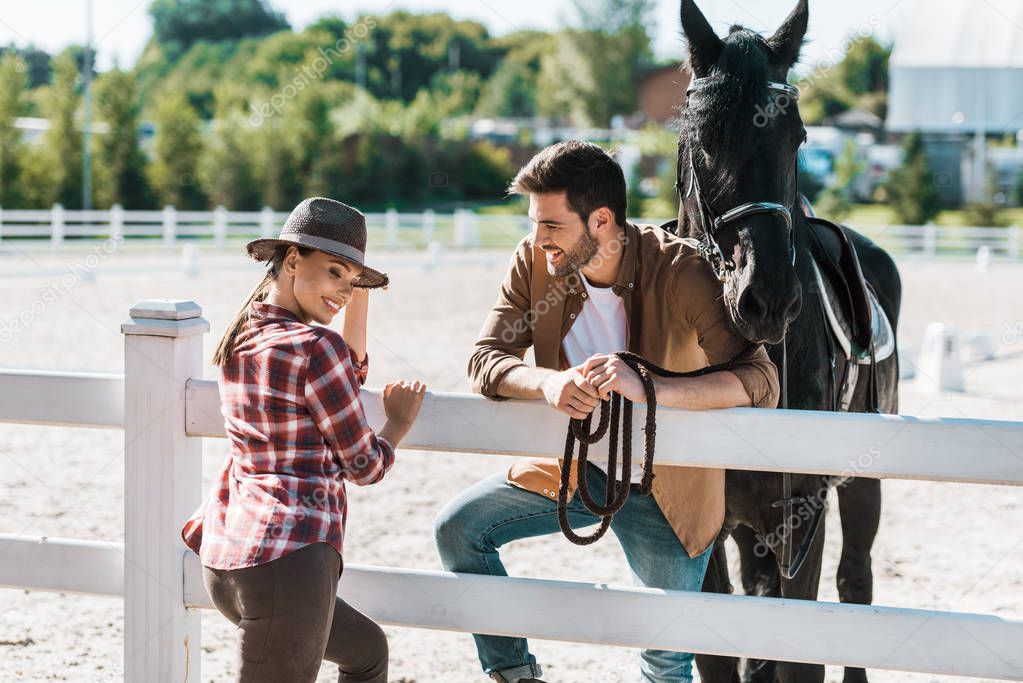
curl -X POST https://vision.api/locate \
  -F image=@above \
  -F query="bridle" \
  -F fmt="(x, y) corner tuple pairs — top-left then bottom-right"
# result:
(676, 77), (800, 283)
(676, 76), (823, 580)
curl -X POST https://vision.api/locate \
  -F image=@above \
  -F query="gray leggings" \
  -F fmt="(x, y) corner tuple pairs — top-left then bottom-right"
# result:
(203, 542), (388, 683)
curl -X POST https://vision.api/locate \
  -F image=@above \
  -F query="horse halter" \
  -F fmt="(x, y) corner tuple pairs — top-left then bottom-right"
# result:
(677, 77), (799, 282)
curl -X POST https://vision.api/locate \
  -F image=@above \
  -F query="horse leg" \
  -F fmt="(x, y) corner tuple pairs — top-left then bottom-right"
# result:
(696, 536), (742, 683)
(775, 518), (827, 683)
(731, 524), (780, 683)
(836, 476), (881, 683)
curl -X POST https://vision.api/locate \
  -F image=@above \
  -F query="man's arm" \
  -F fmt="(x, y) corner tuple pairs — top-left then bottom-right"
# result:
(499, 365), (600, 419)
(467, 238), (600, 419)
(583, 259), (779, 410)
(681, 261), (780, 409)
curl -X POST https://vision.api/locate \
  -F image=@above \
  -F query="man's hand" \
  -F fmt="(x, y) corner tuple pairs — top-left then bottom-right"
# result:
(583, 354), (646, 403)
(541, 367), (601, 419)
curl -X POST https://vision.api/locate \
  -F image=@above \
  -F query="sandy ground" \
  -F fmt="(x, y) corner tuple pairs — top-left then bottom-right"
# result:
(0, 241), (1020, 683)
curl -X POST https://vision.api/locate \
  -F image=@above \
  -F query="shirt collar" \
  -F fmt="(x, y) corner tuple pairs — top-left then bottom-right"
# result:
(250, 300), (304, 323)
(610, 221), (639, 296)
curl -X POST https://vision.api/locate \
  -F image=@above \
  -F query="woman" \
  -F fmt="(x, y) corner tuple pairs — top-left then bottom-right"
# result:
(181, 197), (425, 682)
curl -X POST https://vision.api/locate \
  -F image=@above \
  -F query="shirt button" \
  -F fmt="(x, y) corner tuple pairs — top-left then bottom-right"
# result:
(569, 313), (576, 319)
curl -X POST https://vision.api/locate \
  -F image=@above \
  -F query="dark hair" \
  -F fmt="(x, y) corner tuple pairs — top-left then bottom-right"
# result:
(509, 140), (628, 227)
(211, 244), (315, 367)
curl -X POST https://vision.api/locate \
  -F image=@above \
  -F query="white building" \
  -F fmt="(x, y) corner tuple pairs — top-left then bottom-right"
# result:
(887, 0), (1023, 203)
(888, 0), (1023, 135)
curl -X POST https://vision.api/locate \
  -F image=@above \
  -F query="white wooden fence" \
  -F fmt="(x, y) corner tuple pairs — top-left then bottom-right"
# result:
(0, 204), (1019, 258)
(0, 300), (1021, 681)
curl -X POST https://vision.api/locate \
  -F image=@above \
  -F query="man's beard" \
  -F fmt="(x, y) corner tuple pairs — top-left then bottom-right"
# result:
(547, 228), (600, 277)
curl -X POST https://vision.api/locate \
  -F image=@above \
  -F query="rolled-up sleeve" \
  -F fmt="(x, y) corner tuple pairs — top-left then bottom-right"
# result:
(303, 332), (395, 485)
(467, 237), (535, 399)
(681, 263), (780, 409)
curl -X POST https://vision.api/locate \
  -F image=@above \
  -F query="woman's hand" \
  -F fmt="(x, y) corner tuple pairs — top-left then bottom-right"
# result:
(382, 380), (426, 428)
(379, 380), (427, 447)
(582, 354), (646, 403)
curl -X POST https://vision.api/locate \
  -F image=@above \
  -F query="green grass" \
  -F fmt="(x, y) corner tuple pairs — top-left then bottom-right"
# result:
(844, 204), (1021, 228)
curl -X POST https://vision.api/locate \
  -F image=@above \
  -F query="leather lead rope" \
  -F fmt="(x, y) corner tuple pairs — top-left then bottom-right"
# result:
(780, 337), (793, 573)
(557, 349), (752, 545)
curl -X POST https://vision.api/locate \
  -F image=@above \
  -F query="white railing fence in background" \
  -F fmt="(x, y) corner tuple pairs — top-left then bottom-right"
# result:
(0, 205), (1020, 259)
(0, 300), (1021, 681)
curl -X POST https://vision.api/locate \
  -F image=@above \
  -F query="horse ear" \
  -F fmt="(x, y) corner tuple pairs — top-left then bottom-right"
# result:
(681, 0), (723, 77)
(767, 0), (808, 69)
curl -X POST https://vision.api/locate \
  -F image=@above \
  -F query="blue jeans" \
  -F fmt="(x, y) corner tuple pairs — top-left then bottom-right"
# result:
(434, 465), (713, 683)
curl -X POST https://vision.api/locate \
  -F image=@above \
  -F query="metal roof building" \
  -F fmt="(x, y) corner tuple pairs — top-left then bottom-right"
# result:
(887, 0), (1023, 134)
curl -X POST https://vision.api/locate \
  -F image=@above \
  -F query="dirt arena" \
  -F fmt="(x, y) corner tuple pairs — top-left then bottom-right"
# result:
(0, 241), (1020, 682)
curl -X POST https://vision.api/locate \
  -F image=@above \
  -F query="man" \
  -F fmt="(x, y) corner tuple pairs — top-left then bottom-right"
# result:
(434, 141), (779, 683)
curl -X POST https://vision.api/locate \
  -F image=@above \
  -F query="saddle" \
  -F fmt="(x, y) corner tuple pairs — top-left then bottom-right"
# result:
(802, 210), (894, 412)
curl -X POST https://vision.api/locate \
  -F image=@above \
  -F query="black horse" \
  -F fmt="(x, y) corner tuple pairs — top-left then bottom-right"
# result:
(668, 1), (902, 681)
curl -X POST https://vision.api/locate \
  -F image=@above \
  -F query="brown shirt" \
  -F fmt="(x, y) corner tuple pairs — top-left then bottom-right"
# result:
(468, 221), (780, 557)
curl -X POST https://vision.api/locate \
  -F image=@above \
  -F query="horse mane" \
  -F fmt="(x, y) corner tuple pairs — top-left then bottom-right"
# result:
(678, 26), (773, 207)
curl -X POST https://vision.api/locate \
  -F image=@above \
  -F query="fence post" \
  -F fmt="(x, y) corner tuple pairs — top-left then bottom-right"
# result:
(422, 209), (435, 244)
(162, 206), (177, 249)
(51, 203), (64, 251)
(453, 209), (479, 249)
(121, 300), (208, 683)
(923, 222), (937, 257)
(385, 208), (399, 247)
(1008, 225), (1020, 261)
(213, 206), (227, 249)
(110, 204), (124, 243)
(260, 206), (275, 238)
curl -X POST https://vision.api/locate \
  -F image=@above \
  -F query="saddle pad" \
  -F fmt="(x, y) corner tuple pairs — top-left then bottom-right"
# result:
(810, 258), (895, 364)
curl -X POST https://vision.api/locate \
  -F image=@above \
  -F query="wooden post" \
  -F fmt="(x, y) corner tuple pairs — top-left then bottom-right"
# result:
(121, 300), (209, 683)
(454, 209), (479, 249)
(51, 203), (65, 251)
(213, 206), (228, 249)
(923, 222), (937, 257)
(162, 206), (177, 249)
(110, 204), (124, 243)
(385, 208), (399, 247)
(260, 206), (275, 238)
(422, 209), (435, 244)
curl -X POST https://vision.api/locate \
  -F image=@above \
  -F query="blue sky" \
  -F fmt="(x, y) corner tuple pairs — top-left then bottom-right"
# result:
(0, 0), (910, 72)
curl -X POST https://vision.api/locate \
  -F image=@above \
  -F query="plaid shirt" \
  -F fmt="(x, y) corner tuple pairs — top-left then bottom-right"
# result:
(181, 300), (394, 574)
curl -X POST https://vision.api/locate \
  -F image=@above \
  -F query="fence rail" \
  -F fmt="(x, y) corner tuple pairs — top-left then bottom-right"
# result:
(0, 204), (1020, 258)
(0, 301), (1021, 681)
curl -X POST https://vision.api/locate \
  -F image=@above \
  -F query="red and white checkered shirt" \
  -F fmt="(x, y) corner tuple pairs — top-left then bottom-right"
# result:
(181, 300), (394, 574)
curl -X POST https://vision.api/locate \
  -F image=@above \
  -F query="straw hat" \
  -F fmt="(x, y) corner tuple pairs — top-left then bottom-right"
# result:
(245, 197), (388, 289)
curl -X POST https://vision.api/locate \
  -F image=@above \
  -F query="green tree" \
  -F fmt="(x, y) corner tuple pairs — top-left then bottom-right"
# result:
(147, 89), (206, 209)
(93, 68), (150, 208)
(800, 37), (891, 124)
(815, 139), (864, 222)
(361, 12), (499, 102)
(197, 90), (260, 210)
(476, 60), (536, 117)
(553, 0), (655, 126)
(150, 0), (289, 53)
(250, 112), (302, 210)
(885, 132), (940, 225)
(30, 51), (83, 208)
(0, 53), (28, 207)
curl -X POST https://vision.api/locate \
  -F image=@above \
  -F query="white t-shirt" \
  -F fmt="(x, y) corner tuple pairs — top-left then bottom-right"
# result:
(561, 275), (645, 482)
